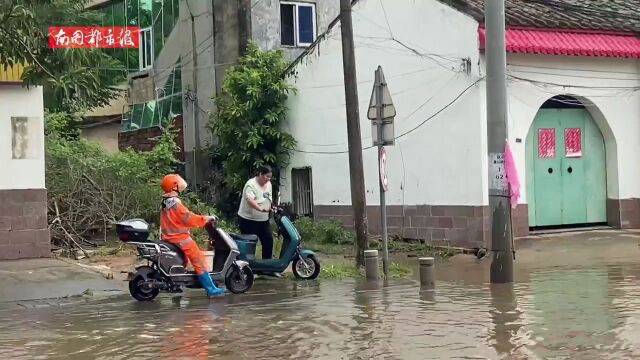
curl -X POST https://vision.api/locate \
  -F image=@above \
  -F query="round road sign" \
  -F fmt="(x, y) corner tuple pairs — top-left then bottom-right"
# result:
(380, 147), (388, 192)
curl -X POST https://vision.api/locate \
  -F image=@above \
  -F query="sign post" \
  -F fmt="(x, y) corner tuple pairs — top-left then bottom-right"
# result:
(368, 66), (395, 278)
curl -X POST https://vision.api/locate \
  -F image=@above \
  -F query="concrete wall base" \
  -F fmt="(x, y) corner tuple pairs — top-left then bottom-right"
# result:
(0, 189), (50, 260)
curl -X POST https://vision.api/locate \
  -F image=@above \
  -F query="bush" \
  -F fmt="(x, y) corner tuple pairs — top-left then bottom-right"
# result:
(209, 42), (297, 210)
(46, 113), (182, 249)
(295, 217), (354, 245)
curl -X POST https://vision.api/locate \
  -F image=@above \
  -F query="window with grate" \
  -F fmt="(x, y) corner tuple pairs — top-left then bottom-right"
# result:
(291, 167), (314, 216)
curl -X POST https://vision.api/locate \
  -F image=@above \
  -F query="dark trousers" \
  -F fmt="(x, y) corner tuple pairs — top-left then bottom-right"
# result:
(238, 217), (274, 260)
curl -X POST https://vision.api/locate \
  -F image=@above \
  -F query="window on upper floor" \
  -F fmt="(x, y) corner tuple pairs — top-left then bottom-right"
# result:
(139, 27), (154, 70)
(100, 0), (179, 72)
(280, 2), (316, 47)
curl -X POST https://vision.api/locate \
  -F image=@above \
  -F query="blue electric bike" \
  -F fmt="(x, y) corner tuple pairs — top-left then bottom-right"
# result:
(230, 199), (321, 280)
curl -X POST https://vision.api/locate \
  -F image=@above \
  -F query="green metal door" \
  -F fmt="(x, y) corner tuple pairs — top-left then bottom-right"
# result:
(527, 108), (606, 227)
(560, 111), (587, 225)
(532, 110), (563, 226)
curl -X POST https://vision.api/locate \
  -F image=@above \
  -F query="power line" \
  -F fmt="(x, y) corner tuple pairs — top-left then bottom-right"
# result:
(508, 75), (640, 90)
(508, 69), (640, 81)
(508, 63), (640, 76)
(395, 78), (482, 140)
(297, 66), (442, 89)
(293, 77), (483, 154)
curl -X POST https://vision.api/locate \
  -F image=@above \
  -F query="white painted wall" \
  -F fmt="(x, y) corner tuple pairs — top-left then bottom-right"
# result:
(504, 54), (640, 202)
(0, 86), (45, 190)
(283, 0), (484, 207)
(284, 0), (640, 209)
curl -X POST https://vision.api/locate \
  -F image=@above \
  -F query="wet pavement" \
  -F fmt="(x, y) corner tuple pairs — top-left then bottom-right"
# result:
(0, 258), (124, 306)
(2, 230), (640, 359)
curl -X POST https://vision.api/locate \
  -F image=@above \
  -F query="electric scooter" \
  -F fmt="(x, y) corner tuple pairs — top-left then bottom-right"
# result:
(117, 219), (254, 301)
(231, 197), (321, 280)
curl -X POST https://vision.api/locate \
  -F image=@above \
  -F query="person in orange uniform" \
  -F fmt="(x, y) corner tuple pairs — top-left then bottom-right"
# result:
(160, 174), (225, 297)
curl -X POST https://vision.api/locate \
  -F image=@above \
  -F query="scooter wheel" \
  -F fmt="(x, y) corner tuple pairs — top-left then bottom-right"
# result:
(292, 255), (320, 280)
(129, 275), (159, 302)
(225, 265), (254, 294)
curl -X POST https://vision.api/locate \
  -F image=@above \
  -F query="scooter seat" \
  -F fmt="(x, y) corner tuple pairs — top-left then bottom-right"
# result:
(156, 241), (182, 254)
(230, 233), (259, 242)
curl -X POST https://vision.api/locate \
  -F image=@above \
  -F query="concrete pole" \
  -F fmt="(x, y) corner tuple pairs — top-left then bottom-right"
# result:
(419, 257), (435, 289)
(364, 249), (380, 280)
(485, 0), (514, 283)
(340, 0), (369, 267)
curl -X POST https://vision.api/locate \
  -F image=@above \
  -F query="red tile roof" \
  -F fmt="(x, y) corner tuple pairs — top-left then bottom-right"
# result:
(478, 27), (640, 58)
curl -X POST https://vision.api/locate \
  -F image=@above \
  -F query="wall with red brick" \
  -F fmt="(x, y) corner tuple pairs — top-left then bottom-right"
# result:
(0, 189), (50, 259)
(118, 115), (185, 161)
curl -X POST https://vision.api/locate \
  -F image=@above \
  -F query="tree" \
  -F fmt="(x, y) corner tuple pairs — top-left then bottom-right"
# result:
(210, 42), (297, 203)
(0, 0), (124, 112)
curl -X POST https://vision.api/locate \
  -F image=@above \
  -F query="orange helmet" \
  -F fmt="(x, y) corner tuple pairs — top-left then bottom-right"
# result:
(161, 174), (187, 194)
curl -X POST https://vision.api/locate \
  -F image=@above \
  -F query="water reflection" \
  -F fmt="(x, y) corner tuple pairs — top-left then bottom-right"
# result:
(488, 284), (523, 359)
(3, 259), (640, 359)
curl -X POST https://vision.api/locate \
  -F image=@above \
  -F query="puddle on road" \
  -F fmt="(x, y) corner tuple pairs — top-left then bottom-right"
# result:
(3, 256), (640, 359)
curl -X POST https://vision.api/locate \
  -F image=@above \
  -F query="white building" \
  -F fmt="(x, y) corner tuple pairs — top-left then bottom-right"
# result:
(0, 64), (49, 259)
(281, 0), (640, 248)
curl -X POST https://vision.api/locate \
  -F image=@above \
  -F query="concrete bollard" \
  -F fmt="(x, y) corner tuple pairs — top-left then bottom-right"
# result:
(364, 250), (380, 280)
(419, 257), (435, 289)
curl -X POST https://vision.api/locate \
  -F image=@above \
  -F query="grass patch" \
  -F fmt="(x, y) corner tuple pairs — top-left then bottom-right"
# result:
(299, 261), (413, 280)
(320, 264), (362, 279)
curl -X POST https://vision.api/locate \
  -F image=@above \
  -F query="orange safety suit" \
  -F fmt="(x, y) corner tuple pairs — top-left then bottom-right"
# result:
(160, 196), (209, 275)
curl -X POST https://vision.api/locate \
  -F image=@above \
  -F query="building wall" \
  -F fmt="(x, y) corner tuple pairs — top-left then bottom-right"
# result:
(252, 0), (340, 59)
(282, 0), (486, 247)
(503, 54), (640, 235)
(120, 0), (217, 182)
(283, 0), (640, 247)
(81, 122), (121, 154)
(0, 86), (49, 259)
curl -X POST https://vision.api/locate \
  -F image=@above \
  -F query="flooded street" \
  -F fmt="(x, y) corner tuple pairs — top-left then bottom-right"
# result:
(2, 231), (640, 359)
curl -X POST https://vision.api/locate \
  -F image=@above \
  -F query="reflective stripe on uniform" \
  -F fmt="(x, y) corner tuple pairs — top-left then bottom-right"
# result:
(161, 227), (190, 235)
(178, 238), (194, 246)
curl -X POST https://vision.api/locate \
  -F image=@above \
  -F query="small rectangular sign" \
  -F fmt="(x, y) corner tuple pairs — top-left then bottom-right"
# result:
(489, 152), (507, 192)
(48, 26), (140, 48)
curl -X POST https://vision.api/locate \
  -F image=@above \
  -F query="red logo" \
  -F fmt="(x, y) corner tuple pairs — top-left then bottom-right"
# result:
(48, 27), (140, 48)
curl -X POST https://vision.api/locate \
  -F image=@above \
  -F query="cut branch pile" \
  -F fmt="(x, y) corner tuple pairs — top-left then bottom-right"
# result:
(46, 138), (164, 258)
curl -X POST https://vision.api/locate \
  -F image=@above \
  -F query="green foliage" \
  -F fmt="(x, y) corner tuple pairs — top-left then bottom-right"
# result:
(44, 110), (83, 140)
(142, 121), (182, 175)
(46, 113), (180, 245)
(0, 0), (125, 112)
(295, 217), (354, 245)
(180, 192), (239, 244)
(210, 42), (297, 196)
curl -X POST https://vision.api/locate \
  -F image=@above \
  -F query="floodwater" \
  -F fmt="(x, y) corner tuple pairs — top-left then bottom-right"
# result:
(2, 231), (640, 359)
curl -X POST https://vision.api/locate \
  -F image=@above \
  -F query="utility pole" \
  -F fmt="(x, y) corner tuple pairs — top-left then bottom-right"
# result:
(339, 0), (369, 267)
(190, 6), (201, 187)
(485, 0), (514, 283)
